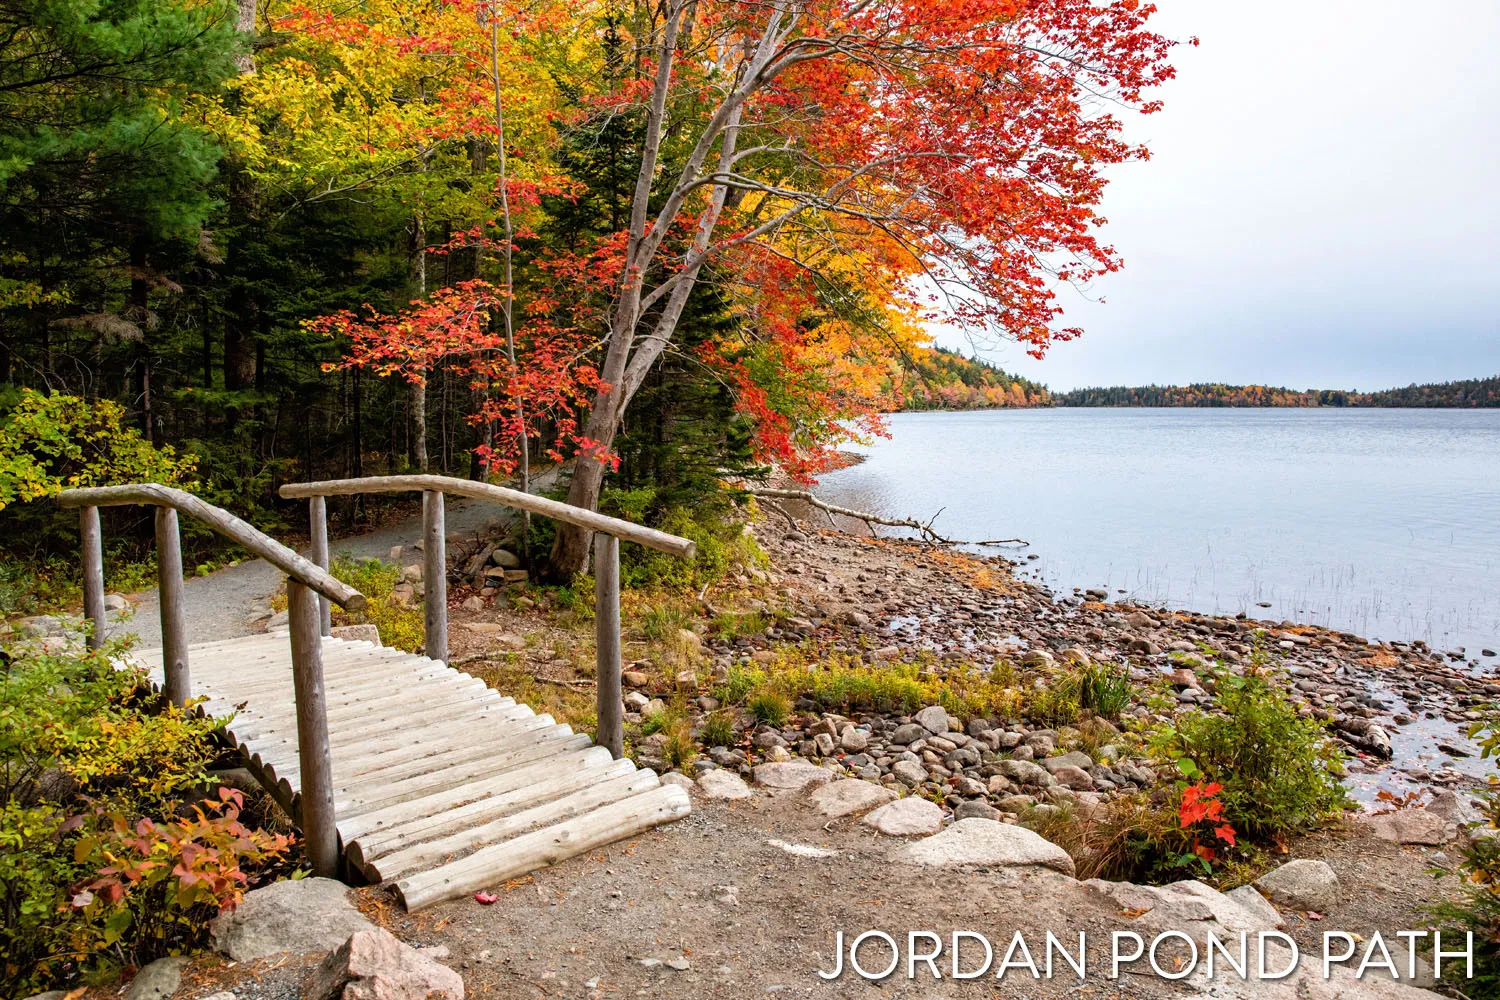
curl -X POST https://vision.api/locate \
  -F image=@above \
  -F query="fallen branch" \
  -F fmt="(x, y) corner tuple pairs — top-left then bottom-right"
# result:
(741, 486), (1027, 548)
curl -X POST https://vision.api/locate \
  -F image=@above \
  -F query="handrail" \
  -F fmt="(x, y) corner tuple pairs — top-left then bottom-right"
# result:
(57, 483), (366, 611)
(278, 474), (696, 559)
(56, 482), (352, 878)
(279, 473), (697, 760)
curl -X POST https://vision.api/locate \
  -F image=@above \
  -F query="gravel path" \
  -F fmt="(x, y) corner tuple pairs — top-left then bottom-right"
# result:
(110, 475), (557, 649)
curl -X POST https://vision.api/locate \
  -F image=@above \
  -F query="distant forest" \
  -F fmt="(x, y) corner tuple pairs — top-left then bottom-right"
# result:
(894, 357), (1500, 411)
(1053, 376), (1500, 408)
(900, 347), (1052, 410)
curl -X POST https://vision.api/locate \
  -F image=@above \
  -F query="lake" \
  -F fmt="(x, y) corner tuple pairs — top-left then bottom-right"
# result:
(813, 408), (1500, 657)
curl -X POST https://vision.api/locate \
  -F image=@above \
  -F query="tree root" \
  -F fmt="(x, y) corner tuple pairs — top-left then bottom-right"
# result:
(741, 486), (1027, 548)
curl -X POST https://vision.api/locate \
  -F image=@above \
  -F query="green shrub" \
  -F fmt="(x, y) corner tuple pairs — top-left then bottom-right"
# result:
(0, 640), (291, 995)
(0, 390), (196, 511)
(1150, 664), (1347, 837)
(326, 556), (424, 652)
(1427, 714), (1500, 995)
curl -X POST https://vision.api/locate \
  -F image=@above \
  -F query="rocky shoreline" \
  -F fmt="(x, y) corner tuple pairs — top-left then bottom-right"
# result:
(618, 519), (1496, 820)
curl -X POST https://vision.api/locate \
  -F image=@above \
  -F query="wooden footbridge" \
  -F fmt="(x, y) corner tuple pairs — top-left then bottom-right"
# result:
(58, 476), (696, 911)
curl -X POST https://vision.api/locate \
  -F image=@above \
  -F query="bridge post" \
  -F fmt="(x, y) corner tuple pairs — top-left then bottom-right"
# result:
(422, 491), (447, 663)
(155, 506), (190, 707)
(80, 505), (106, 650)
(309, 496), (331, 636)
(594, 532), (623, 758)
(288, 579), (339, 877)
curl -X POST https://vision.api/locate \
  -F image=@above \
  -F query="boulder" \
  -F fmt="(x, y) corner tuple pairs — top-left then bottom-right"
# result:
(1082, 879), (1282, 936)
(307, 928), (464, 1000)
(752, 760), (832, 791)
(913, 705), (950, 735)
(807, 779), (898, 818)
(1254, 859), (1339, 913)
(1362, 808), (1454, 845)
(127, 956), (190, 1000)
(901, 818), (1075, 876)
(696, 769), (753, 800)
(210, 877), (375, 960)
(330, 624), (381, 645)
(862, 796), (944, 836)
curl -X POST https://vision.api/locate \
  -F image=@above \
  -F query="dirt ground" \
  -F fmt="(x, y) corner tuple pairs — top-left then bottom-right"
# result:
(155, 791), (1458, 1000)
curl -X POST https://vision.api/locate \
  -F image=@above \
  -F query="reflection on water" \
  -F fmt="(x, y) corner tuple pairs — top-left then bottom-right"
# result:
(814, 408), (1500, 656)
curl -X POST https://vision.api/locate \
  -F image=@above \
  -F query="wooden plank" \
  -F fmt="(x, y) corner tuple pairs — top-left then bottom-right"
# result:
(241, 710), (559, 779)
(335, 733), (593, 817)
(56, 483), (366, 612)
(224, 688), (514, 741)
(279, 475), (696, 558)
(81, 506), (106, 650)
(349, 752), (631, 860)
(336, 746), (615, 843)
(365, 769), (662, 882)
(393, 785), (692, 910)
(156, 506), (190, 706)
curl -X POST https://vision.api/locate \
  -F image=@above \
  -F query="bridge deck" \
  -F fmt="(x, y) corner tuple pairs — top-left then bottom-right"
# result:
(123, 633), (690, 910)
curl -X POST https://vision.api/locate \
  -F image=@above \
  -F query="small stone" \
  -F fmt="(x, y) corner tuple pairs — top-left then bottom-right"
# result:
(892, 760), (928, 786)
(659, 772), (695, 790)
(839, 728), (869, 752)
(862, 796), (944, 836)
(953, 800), (1001, 822)
(306, 928), (464, 1000)
(127, 956), (190, 1000)
(1049, 765), (1094, 791)
(460, 595), (485, 612)
(913, 705), (950, 734)
(890, 723), (927, 745)
(1254, 859), (1340, 913)
(665, 958), (691, 971)
(103, 593), (129, 611)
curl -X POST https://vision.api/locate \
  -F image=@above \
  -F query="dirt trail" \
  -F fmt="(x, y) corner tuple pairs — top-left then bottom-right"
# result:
(109, 472), (559, 649)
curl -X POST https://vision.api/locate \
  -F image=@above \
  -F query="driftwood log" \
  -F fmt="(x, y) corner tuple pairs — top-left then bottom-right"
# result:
(741, 486), (1026, 547)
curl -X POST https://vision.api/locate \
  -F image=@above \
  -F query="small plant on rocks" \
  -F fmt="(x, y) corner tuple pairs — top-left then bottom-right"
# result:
(747, 690), (791, 727)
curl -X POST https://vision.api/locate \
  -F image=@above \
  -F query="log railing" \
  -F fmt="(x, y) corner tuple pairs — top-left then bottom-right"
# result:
(278, 474), (697, 758)
(56, 484), (366, 878)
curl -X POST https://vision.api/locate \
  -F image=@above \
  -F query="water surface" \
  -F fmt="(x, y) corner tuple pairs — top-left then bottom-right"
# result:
(815, 409), (1500, 656)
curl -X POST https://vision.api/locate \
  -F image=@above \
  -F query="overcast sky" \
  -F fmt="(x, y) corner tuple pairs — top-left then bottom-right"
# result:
(934, 0), (1500, 393)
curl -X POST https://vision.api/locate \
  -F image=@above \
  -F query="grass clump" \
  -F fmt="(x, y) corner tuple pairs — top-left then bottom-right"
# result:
(1077, 661), (1133, 719)
(746, 690), (791, 727)
(718, 652), (1024, 725)
(699, 710), (737, 747)
(1149, 660), (1347, 838)
(640, 603), (690, 641)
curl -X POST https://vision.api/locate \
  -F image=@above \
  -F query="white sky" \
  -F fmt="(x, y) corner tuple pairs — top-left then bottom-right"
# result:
(934, 0), (1500, 392)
